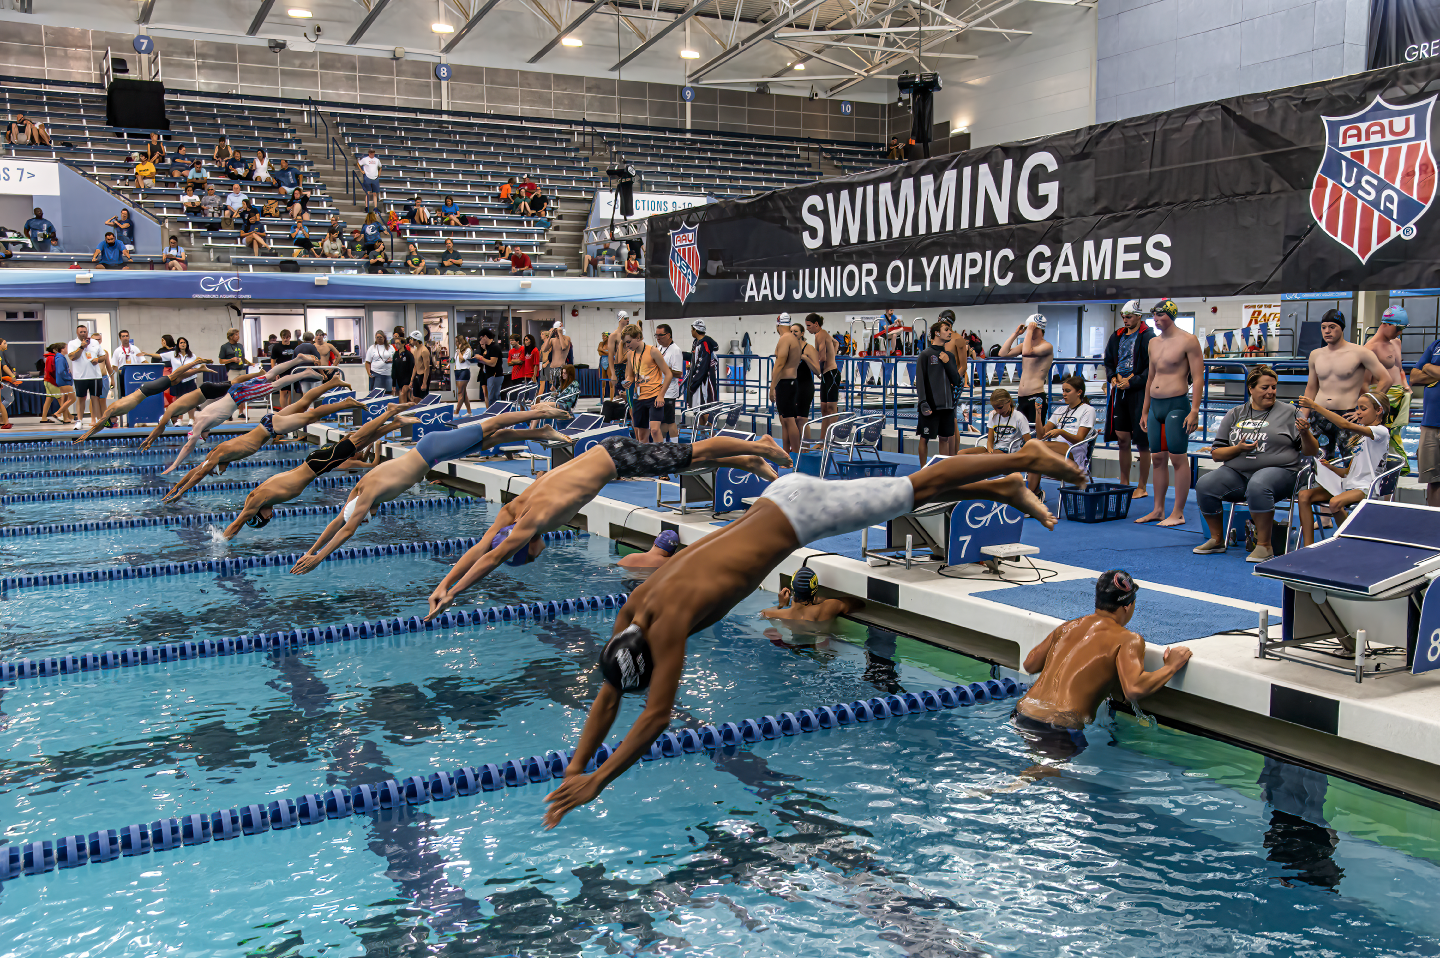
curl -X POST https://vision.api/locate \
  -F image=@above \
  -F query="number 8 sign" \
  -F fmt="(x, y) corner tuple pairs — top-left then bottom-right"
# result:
(1413, 583), (1440, 673)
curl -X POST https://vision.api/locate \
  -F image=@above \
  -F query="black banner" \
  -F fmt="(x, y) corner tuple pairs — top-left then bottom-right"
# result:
(646, 60), (1440, 320)
(1369, 0), (1440, 69)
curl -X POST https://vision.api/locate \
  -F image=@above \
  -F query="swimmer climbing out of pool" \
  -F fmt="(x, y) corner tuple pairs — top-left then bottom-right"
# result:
(288, 404), (574, 573)
(72, 356), (217, 442)
(1011, 570), (1191, 765)
(422, 433), (796, 614)
(759, 565), (863, 622)
(540, 440), (1085, 828)
(221, 402), (418, 539)
(135, 354), (323, 452)
(161, 375), (360, 502)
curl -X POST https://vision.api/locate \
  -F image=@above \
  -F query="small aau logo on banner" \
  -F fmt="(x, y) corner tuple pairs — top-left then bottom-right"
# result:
(668, 223), (700, 304)
(1311, 94), (1438, 263)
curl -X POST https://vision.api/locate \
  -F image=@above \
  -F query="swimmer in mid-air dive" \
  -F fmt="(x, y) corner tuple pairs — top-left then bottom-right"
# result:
(1012, 570), (1191, 765)
(539, 440), (1084, 828)
(222, 402), (418, 539)
(423, 434), (795, 614)
(72, 356), (217, 442)
(135, 355), (325, 452)
(759, 565), (863, 623)
(288, 404), (574, 573)
(162, 375), (359, 502)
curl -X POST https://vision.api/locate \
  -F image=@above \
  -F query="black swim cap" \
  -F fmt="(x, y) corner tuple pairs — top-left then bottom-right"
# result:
(599, 624), (653, 692)
(791, 566), (817, 603)
(1096, 570), (1138, 612)
(1320, 308), (1346, 327)
(245, 511), (272, 529)
(939, 309), (956, 322)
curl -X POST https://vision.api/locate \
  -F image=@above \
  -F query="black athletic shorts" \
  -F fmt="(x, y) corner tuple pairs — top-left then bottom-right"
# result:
(662, 397), (676, 425)
(74, 377), (103, 399)
(304, 437), (356, 476)
(820, 368), (840, 404)
(1012, 708), (1088, 761)
(140, 376), (170, 398)
(632, 398), (664, 429)
(170, 379), (196, 398)
(1109, 385), (1148, 452)
(917, 409), (956, 439)
(1017, 393), (1048, 434)
(775, 377), (812, 418)
(411, 374), (426, 396)
(599, 435), (693, 478)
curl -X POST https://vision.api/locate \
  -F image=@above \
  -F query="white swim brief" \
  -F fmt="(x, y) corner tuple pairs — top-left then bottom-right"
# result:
(757, 472), (915, 544)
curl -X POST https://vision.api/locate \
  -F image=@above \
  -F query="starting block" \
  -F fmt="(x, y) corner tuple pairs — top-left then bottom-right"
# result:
(658, 428), (770, 514)
(1254, 500), (1440, 682)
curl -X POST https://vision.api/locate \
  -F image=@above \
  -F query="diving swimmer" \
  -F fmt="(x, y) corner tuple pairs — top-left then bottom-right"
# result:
(135, 355), (324, 451)
(423, 433), (795, 614)
(288, 404), (574, 573)
(541, 440), (1085, 828)
(162, 375), (360, 502)
(1013, 570), (1191, 761)
(222, 402), (418, 539)
(73, 356), (216, 442)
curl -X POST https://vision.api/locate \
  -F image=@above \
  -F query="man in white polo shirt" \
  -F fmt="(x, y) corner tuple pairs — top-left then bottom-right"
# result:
(112, 328), (145, 396)
(66, 322), (109, 429)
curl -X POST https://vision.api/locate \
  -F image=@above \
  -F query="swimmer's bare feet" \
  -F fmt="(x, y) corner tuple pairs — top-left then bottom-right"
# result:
(989, 472), (1057, 530)
(394, 415), (421, 427)
(536, 426), (569, 444)
(755, 434), (792, 469)
(1018, 439), (1085, 488)
(1133, 505), (1164, 523)
(529, 402), (572, 421)
(338, 398), (365, 411)
(1156, 512), (1186, 528)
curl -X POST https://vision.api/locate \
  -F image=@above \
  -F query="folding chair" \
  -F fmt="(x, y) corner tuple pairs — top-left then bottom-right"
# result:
(819, 412), (884, 477)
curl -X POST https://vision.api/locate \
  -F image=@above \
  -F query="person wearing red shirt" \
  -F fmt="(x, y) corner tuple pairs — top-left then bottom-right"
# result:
(505, 334), (525, 388)
(519, 334), (541, 383)
(509, 249), (532, 274)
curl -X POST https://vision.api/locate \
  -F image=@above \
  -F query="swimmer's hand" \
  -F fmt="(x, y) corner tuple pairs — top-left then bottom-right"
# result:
(427, 585), (455, 620)
(290, 553), (323, 575)
(1164, 645), (1193, 668)
(777, 587), (792, 608)
(543, 772), (602, 829)
(1183, 410), (1198, 435)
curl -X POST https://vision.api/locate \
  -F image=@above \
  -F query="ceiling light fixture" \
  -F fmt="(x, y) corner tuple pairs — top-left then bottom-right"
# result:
(680, 48), (699, 59)
(561, 36), (583, 46)
(793, 62), (805, 70)
(431, 22), (455, 33)
(287, 7), (312, 17)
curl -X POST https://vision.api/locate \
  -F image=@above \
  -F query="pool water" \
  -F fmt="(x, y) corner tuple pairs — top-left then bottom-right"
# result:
(1, 441), (1439, 957)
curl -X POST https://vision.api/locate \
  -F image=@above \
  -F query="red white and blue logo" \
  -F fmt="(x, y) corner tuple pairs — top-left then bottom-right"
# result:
(668, 223), (700, 304)
(1311, 94), (1438, 263)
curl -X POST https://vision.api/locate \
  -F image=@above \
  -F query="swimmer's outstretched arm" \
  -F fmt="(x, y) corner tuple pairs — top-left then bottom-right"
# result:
(223, 487), (269, 539)
(543, 618), (687, 829)
(138, 388), (207, 449)
(425, 513), (532, 618)
(290, 492), (372, 573)
(162, 454), (220, 502)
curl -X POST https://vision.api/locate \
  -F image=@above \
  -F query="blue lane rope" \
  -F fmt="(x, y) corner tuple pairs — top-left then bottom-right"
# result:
(0, 441), (312, 464)
(0, 458), (320, 480)
(0, 676), (1027, 880)
(0, 473), (360, 505)
(0, 494), (479, 539)
(0, 582), (617, 684)
(0, 436), (209, 452)
(0, 527), (587, 592)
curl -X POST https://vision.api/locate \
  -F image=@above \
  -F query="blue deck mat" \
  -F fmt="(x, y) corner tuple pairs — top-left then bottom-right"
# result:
(970, 577), (1259, 644)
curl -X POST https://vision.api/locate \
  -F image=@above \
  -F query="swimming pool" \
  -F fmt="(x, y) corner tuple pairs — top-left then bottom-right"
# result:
(2, 440), (1439, 957)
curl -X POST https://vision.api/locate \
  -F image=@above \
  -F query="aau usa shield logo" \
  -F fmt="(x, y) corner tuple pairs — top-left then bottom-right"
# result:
(668, 224), (700, 304)
(1311, 94), (1438, 263)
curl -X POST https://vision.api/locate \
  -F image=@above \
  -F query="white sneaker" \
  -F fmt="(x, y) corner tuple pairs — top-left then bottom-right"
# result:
(73, 419), (88, 430)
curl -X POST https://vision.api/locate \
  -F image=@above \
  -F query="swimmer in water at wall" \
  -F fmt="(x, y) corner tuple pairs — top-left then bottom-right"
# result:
(617, 530), (682, 570)
(540, 440), (1086, 828)
(289, 404), (573, 573)
(422, 432), (794, 611)
(760, 565), (863, 623)
(1011, 570), (1191, 766)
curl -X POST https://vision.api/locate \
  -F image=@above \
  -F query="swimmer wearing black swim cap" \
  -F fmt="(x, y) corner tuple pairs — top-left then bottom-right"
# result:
(759, 565), (863, 623)
(1011, 568), (1191, 756)
(542, 441), (1087, 829)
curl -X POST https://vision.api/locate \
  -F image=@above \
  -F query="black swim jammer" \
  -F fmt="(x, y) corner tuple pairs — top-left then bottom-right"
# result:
(1011, 708), (1088, 761)
(304, 437), (356, 476)
(599, 436), (693, 478)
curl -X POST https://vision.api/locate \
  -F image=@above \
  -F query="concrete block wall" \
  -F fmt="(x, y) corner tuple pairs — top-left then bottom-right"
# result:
(1096, 0), (1370, 122)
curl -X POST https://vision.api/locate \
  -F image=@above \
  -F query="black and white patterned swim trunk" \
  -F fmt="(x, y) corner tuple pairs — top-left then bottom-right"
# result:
(598, 436), (693, 478)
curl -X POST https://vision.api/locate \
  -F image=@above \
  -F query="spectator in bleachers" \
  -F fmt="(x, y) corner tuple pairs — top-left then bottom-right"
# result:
(186, 158), (208, 189)
(132, 154), (156, 194)
(248, 149), (274, 186)
(327, 213), (347, 236)
(522, 192), (550, 222)
(440, 239), (464, 274)
(404, 242), (427, 275)
(367, 243), (391, 275)
(520, 176), (538, 202)
(180, 184), (203, 218)
(168, 146), (192, 181)
(238, 201), (272, 255)
(365, 331), (394, 393)
(212, 136), (234, 166)
(200, 184), (224, 227)
(287, 186), (310, 220)
(624, 253), (641, 276)
(348, 228), (366, 258)
(886, 137), (903, 160)
(490, 239), (514, 262)
(320, 229), (345, 258)
(273, 158), (301, 193)
(403, 196), (431, 226)
(5, 112), (52, 147)
(290, 218), (316, 256)
(223, 152), (248, 181)
(440, 196), (461, 226)
(22, 207), (58, 252)
(142, 133), (166, 164)
(222, 184), (247, 228)
(162, 235), (187, 271)
(508, 248), (533, 275)
(499, 177), (518, 211)
(91, 231), (130, 270)
(361, 211), (387, 253)
(357, 148), (382, 211)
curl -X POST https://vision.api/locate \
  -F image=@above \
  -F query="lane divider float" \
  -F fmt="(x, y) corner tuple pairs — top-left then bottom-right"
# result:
(0, 458), (317, 481)
(0, 473), (360, 505)
(0, 676), (1026, 880)
(0, 441), (311, 464)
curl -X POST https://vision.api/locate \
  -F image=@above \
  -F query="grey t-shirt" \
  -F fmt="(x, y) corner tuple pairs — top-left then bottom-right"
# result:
(1214, 401), (1302, 471)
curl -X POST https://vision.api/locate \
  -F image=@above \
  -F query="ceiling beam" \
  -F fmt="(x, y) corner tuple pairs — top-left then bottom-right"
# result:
(610, 0), (718, 71)
(137, 0), (157, 26)
(245, 0), (277, 37)
(347, 0), (394, 44)
(441, 0), (506, 51)
(763, 0), (911, 80)
(528, 0), (610, 63)
(687, 0), (829, 81)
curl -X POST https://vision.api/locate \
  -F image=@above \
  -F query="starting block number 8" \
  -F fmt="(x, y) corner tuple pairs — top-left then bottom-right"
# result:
(1414, 584), (1440, 674)
(1429, 629), (1440, 663)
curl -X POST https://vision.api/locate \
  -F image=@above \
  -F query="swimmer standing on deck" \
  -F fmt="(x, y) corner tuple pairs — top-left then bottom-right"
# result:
(1013, 570), (1191, 761)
